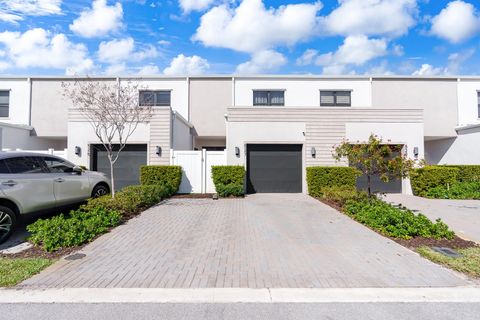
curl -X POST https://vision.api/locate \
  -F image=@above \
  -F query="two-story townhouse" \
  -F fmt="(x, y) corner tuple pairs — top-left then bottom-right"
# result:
(1, 75), (479, 194)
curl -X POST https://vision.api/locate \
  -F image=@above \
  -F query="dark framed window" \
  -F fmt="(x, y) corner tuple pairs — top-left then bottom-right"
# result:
(477, 91), (480, 118)
(0, 90), (9, 117)
(253, 90), (284, 106)
(320, 91), (351, 107)
(2, 157), (47, 174)
(139, 90), (171, 106)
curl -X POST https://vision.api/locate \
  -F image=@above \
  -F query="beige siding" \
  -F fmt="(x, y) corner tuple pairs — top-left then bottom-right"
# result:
(228, 107), (423, 166)
(189, 78), (231, 137)
(149, 108), (171, 165)
(371, 79), (457, 138)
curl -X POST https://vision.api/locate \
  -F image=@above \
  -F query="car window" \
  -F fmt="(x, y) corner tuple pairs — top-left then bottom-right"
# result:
(0, 160), (9, 173)
(43, 157), (75, 173)
(3, 157), (47, 174)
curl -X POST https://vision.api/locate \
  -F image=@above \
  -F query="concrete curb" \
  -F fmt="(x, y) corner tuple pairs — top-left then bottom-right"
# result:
(1, 287), (480, 303)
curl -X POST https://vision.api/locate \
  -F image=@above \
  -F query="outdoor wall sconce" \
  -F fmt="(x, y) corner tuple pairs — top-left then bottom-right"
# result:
(413, 146), (419, 158)
(235, 147), (240, 157)
(156, 146), (162, 156)
(311, 147), (316, 158)
(74, 146), (81, 156)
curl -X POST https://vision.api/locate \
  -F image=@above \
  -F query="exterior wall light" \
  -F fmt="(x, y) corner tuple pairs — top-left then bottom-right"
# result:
(413, 147), (419, 158)
(311, 147), (316, 158)
(74, 146), (81, 156)
(235, 147), (240, 157)
(156, 146), (162, 156)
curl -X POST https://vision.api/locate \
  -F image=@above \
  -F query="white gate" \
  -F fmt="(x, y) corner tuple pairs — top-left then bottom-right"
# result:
(171, 149), (226, 194)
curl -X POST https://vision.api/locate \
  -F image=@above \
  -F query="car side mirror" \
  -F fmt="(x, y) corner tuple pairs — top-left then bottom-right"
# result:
(72, 166), (83, 175)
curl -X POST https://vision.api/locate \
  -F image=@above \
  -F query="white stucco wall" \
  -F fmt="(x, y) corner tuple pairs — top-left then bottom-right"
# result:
(425, 127), (480, 165)
(0, 125), (66, 150)
(457, 80), (480, 126)
(234, 78), (372, 107)
(172, 115), (192, 150)
(0, 79), (30, 125)
(67, 121), (150, 168)
(126, 78), (189, 120)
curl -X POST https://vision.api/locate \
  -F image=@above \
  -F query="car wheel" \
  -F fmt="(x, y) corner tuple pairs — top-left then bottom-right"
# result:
(92, 184), (109, 198)
(0, 206), (16, 245)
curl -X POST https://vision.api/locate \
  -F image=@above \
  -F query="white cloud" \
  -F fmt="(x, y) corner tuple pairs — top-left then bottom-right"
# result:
(412, 64), (443, 76)
(97, 37), (158, 64)
(70, 0), (123, 38)
(193, 0), (322, 53)
(105, 63), (126, 75)
(138, 64), (160, 75)
(308, 35), (388, 74)
(0, 0), (62, 23)
(179, 0), (216, 13)
(0, 28), (94, 75)
(236, 50), (287, 74)
(320, 0), (417, 38)
(163, 54), (210, 75)
(296, 49), (318, 66)
(411, 48), (475, 76)
(431, 0), (480, 43)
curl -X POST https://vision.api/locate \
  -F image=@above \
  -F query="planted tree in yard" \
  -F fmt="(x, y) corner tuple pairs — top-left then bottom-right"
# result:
(62, 79), (153, 197)
(333, 134), (416, 196)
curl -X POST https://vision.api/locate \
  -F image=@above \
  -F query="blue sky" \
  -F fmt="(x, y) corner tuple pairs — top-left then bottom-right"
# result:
(0, 0), (480, 76)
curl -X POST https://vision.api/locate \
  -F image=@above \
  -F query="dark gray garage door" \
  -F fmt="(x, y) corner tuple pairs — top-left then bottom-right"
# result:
(91, 144), (147, 191)
(247, 144), (302, 193)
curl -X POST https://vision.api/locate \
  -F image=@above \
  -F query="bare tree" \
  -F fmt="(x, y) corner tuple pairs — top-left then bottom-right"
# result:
(62, 79), (153, 197)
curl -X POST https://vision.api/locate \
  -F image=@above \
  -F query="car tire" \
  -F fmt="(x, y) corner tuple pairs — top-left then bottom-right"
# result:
(92, 184), (109, 198)
(0, 206), (16, 245)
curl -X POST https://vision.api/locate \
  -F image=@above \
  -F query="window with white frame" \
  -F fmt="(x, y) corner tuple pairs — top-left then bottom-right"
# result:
(139, 90), (171, 106)
(253, 90), (285, 106)
(0, 91), (9, 117)
(320, 90), (351, 107)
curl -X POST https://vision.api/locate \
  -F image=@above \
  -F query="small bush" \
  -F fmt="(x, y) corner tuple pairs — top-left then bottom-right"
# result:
(307, 167), (360, 198)
(426, 182), (480, 200)
(140, 165), (182, 194)
(441, 165), (480, 183)
(410, 166), (459, 197)
(344, 198), (454, 240)
(211, 166), (245, 197)
(321, 185), (368, 207)
(27, 207), (121, 252)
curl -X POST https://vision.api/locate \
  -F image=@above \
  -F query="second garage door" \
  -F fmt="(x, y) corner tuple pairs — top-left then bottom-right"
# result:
(247, 144), (302, 193)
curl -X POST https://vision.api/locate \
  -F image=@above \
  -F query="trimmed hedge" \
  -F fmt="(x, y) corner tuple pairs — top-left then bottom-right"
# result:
(441, 165), (480, 183)
(211, 166), (245, 197)
(27, 184), (171, 252)
(306, 166), (360, 198)
(410, 166), (459, 197)
(140, 165), (182, 194)
(344, 198), (454, 240)
(426, 182), (480, 200)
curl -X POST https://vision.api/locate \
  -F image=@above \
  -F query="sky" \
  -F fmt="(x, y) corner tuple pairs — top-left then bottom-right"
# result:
(0, 0), (480, 76)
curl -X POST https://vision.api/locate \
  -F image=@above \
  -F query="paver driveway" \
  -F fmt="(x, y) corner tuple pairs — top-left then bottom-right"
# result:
(385, 194), (480, 243)
(21, 194), (467, 288)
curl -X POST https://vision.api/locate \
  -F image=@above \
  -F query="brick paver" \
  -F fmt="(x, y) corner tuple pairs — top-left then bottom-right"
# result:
(21, 194), (468, 288)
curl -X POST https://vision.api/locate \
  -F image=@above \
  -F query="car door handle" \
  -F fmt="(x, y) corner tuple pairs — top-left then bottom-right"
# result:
(54, 178), (65, 183)
(1, 180), (17, 186)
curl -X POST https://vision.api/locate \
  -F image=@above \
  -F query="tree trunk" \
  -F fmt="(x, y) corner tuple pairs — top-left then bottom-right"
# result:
(367, 174), (372, 196)
(110, 161), (115, 198)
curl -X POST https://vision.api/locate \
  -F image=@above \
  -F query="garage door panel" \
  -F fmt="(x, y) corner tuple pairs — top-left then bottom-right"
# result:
(247, 144), (302, 193)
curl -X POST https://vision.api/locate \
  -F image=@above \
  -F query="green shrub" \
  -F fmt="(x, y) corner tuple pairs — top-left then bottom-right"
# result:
(426, 182), (480, 200)
(410, 166), (459, 197)
(27, 207), (121, 252)
(306, 166), (360, 198)
(344, 198), (454, 240)
(441, 165), (480, 183)
(140, 165), (182, 194)
(321, 185), (368, 207)
(211, 166), (245, 197)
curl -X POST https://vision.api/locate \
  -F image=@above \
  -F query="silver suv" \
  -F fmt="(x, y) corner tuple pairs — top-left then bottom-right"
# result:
(0, 152), (111, 244)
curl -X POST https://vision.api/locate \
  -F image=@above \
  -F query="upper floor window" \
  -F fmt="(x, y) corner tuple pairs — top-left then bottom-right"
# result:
(253, 90), (284, 106)
(0, 90), (9, 117)
(139, 90), (171, 106)
(320, 91), (351, 107)
(477, 91), (480, 118)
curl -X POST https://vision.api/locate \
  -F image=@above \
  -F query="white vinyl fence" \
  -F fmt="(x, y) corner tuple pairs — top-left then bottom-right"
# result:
(171, 149), (227, 194)
(2, 148), (68, 159)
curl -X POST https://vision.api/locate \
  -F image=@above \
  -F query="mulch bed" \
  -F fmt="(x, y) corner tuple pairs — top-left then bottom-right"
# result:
(171, 193), (215, 199)
(317, 197), (478, 250)
(1, 245), (79, 260)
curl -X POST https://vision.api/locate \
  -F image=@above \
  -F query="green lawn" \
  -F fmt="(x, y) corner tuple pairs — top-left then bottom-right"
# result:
(417, 247), (480, 278)
(0, 258), (53, 287)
